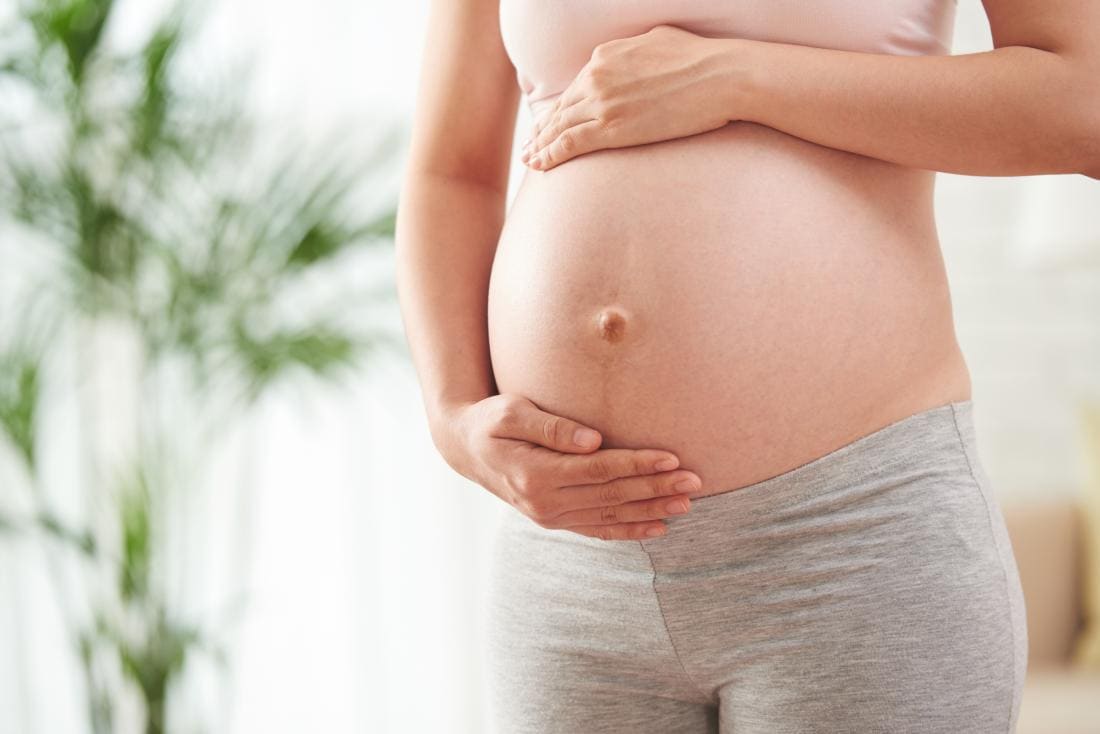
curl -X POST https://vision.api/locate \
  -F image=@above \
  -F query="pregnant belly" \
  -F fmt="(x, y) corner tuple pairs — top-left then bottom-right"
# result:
(486, 121), (971, 499)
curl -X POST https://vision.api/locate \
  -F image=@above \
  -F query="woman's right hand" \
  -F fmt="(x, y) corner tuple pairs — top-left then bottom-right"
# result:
(431, 393), (700, 541)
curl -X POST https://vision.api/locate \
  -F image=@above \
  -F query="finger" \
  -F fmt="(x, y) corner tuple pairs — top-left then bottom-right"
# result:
(528, 118), (605, 170)
(531, 468), (698, 524)
(528, 82), (581, 146)
(521, 109), (565, 164)
(526, 89), (585, 152)
(524, 101), (558, 155)
(569, 520), (669, 542)
(528, 102), (555, 143)
(554, 447), (684, 486)
(545, 492), (693, 530)
(556, 468), (701, 513)
(524, 97), (592, 162)
(487, 397), (609, 454)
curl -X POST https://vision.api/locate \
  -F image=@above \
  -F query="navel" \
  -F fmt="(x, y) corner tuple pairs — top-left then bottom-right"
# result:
(595, 307), (628, 343)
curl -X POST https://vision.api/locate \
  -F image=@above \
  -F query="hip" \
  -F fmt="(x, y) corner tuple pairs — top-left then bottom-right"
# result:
(486, 398), (1028, 726)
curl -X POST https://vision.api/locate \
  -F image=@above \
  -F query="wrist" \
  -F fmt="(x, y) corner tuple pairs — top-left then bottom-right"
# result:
(427, 396), (481, 459)
(712, 37), (768, 124)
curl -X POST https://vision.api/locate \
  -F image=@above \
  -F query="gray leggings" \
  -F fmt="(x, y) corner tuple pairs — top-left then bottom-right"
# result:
(484, 400), (1028, 733)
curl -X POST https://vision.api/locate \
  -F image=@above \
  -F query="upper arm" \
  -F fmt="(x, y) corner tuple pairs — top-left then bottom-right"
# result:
(405, 0), (522, 193)
(981, 0), (1100, 176)
(980, 0), (1100, 75)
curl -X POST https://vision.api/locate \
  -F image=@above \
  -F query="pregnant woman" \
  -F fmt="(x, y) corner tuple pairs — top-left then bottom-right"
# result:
(396, 0), (1099, 731)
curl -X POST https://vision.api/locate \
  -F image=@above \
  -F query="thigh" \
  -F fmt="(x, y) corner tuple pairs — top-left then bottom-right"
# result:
(484, 510), (719, 734)
(489, 683), (718, 734)
(715, 472), (1027, 734)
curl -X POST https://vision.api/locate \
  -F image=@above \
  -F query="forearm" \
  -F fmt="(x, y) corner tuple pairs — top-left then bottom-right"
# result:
(726, 39), (1100, 178)
(394, 172), (502, 440)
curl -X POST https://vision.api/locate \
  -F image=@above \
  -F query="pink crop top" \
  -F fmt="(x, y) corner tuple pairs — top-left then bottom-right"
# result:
(499, 0), (957, 118)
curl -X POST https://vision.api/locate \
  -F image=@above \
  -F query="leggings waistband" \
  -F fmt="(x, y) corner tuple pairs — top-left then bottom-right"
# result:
(638, 399), (978, 563)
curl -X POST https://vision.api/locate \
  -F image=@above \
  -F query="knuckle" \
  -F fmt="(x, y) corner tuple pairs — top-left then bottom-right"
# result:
(599, 504), (618, 524)
(492, 400), (520, 432)
(540, 416), (562, 446)
(598, 481), (624, 505)
(597, 103), (622, 130)
(629, 453), (648, 477)
(587, 456), (613, 482)
(587, 65), (609, 90)
(558, 131), (576, 153)
(510, 469), (536, 496)
(594, 525), (612, 542)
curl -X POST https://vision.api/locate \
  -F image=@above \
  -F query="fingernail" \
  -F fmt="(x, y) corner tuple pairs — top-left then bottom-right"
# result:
(520, 149), (529, 163)
(654, 457), (678, 471)
(531, 156), (542, 169)
(675, 477), (699, 492)
(646, 526), (667, 537)
(666, 499), (689, 514)
(573, 428), (600, 447)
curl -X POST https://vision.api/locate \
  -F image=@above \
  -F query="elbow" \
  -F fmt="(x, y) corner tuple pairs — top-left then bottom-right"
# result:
(1080, 112), (1100, 179)
(1068, 72), (1100, 178)
(1029, 50), (1100, 178)
(1085, 138), (1100, 181)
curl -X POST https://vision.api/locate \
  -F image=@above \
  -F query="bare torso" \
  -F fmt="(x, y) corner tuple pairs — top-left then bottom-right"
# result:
(487, 119), (971, 500)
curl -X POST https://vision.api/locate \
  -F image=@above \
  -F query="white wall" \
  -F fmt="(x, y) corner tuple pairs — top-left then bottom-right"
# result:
(939, 3), (1100, 499)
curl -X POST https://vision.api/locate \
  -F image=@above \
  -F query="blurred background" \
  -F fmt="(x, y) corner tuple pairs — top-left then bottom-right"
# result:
(1, 1), (1098, 733)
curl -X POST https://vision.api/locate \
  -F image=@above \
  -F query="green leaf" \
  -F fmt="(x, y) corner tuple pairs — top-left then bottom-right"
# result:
(229, 320), (363, 400)
(30, 0), (117, 86)
(132, 3), (189, 160)
(117, 465), (152, 601)
(286, 205), (396, 267)
(110, 604), (203, 734)
(0, 350), (41, 470)
(35, 510), (98, 556)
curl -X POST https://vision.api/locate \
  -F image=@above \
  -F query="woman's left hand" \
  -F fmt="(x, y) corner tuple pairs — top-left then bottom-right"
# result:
(521, 24), (746, 171)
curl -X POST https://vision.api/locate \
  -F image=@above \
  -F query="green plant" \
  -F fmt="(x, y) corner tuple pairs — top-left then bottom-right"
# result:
(0, 1), (402, 731)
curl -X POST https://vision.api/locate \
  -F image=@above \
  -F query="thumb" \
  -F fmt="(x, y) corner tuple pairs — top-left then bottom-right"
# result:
(497, 397), (603, 453)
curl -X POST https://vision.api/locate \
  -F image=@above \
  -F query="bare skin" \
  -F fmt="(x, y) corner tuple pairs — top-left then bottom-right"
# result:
(395, 0), (695, 541)
(396, 0), (1100, 542)
(522, 8), (1100, 176)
